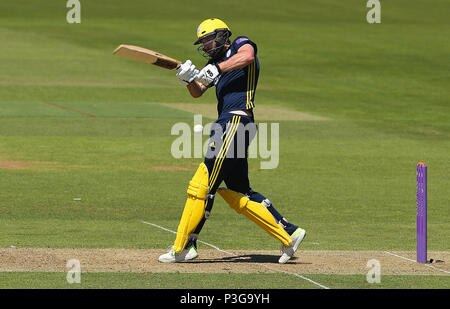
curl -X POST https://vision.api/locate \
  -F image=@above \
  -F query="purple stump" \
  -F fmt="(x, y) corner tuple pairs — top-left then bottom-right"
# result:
(416, 162), (427, 263)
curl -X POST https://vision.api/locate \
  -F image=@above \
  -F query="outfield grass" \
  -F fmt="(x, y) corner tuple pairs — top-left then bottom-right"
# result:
(1, 272), (449, 289)
(0, 0), (449, 289)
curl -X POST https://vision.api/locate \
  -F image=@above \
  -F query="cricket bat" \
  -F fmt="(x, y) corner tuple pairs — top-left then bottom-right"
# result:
(113, 44), (182, 70)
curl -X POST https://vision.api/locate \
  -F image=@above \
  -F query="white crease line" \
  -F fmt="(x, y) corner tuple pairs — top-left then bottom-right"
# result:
(142, 221), (233, 255)
(383, 251), (416, 263)
(142, 221), (176, 235)
(384, 251), (450, 275)
(142, 220), (330, 289)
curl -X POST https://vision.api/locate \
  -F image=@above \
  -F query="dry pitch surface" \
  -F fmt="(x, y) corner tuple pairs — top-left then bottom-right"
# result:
(1, 248), (448, 276)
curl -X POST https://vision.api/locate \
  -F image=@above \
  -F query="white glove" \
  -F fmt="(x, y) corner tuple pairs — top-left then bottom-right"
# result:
(176, 60), (199, 85)
(196, 64), (221, 87)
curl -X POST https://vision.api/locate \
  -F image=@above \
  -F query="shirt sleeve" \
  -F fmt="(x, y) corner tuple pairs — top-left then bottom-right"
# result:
(233, 36), (257, 55)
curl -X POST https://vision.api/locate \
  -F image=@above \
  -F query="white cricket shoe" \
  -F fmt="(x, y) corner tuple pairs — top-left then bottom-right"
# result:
(158, 245), (198, 263)
(279, 228), (306, 264)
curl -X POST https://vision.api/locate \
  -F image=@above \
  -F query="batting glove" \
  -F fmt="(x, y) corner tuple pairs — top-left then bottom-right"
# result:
(176, 60), (199, 85)
(196, 64), (222, 87)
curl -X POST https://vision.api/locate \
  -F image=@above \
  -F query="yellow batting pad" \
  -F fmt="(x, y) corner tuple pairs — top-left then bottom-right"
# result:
(217, 188), (292, 247)
(173, 163), (209, 252)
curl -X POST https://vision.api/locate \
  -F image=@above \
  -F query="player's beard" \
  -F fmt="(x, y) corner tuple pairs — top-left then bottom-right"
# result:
(209, 45), (228, 62)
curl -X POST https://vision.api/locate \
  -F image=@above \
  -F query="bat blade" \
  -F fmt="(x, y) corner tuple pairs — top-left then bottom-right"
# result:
(113, 44), (181, 70)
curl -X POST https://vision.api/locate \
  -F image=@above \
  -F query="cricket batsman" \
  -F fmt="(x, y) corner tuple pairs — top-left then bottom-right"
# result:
(159, 18), (306, 264)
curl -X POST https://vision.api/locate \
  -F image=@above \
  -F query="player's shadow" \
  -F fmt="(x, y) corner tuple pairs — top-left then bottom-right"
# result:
(188, 254), (309, 264)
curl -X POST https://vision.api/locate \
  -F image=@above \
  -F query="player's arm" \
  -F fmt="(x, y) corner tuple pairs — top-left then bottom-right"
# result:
(217, 44), (255, 73)
(186, 80), (208, 98)
(196, 44), (255, 86)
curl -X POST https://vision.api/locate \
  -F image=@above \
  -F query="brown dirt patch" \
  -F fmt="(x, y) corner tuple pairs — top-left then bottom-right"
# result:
(0, 161), (54, 170)
(150, 166), (195, 171)
(161, 103), (330, 121)
(43, 102), (96, 118)
(1, 248), (448, 276)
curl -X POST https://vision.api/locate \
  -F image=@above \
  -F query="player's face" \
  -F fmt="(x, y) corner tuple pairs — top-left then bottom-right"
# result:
(200, 34), (217, 55)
